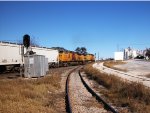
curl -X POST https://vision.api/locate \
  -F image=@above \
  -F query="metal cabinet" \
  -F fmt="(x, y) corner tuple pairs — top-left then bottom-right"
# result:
(24, 55), (48, 78)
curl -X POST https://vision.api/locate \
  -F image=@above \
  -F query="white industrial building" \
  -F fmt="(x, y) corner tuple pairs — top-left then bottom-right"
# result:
(124, 47), (137, 60)
(115, 47), (146, 60)
(114, 52), (124, 61)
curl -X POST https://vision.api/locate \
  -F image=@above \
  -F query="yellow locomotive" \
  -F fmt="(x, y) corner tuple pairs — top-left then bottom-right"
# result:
(85, 54), (95, 62)
(58, 50), (95, 66)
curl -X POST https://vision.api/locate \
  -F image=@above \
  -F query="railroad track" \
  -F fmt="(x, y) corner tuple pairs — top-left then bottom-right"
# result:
(65, 67), (118, 113)
(65, 67), (76, 113)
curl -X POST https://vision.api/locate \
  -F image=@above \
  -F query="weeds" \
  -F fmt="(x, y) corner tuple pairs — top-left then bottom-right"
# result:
(145, 74), (150, 78)
(0, 70), (63, 113)
(103, 61), (127, 72)
(84, 64), (150, 113)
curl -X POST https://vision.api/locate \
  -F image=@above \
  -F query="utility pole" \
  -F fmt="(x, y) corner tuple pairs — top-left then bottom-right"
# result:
(20, 44), (24, 77)
(95, 53), (96, 62)
(23, 34), (30, 78)
(98, 52), (99, 61)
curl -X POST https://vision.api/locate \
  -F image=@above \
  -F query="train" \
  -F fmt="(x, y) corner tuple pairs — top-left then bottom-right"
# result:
(59, 51), (95, 66)
(0, 41), (95, 73)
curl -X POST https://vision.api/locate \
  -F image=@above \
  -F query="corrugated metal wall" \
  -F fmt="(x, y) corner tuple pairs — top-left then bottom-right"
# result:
(24, 55), (48, 78)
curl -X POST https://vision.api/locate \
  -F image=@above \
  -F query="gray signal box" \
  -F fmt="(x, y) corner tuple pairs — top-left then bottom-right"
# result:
(24, 55), (48, 78)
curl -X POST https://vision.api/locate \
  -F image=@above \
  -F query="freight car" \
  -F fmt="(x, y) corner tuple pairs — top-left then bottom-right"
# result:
(0, 41), (59, 72)
(0, 42), (22, 72)
(0, 41), (95, 73)
(31, 46), (59, 68)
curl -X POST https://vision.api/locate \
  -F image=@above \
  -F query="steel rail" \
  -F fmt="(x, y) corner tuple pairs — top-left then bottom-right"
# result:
(79, 70), (118, 113)
(65, 67), (80, 113)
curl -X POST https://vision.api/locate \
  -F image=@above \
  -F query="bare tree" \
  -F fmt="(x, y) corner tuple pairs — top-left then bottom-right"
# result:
(30, 36), (39, 47)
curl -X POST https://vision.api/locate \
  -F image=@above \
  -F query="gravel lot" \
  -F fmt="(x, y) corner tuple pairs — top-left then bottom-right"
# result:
(114, 59), (150, 76)
(69, 69), (108, 113)
(93, 60), (150, 88)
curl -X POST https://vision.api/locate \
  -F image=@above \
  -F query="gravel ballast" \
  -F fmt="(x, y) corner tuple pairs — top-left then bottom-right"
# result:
(69, 70), (108, 113)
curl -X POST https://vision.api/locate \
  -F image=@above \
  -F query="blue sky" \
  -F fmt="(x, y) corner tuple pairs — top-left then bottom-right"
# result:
(0, 1), (150, 58)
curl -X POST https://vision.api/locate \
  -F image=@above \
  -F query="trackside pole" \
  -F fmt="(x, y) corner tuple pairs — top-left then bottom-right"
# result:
(20, 45), (24, 77)
(95, 53), (96, 62)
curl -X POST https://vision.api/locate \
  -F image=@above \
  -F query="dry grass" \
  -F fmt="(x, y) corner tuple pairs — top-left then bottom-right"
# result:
(103, 61), (127, 72)
(0, 67), (68, 113)
(84, 64), (150, 113)
(145, 74), (150, 78)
